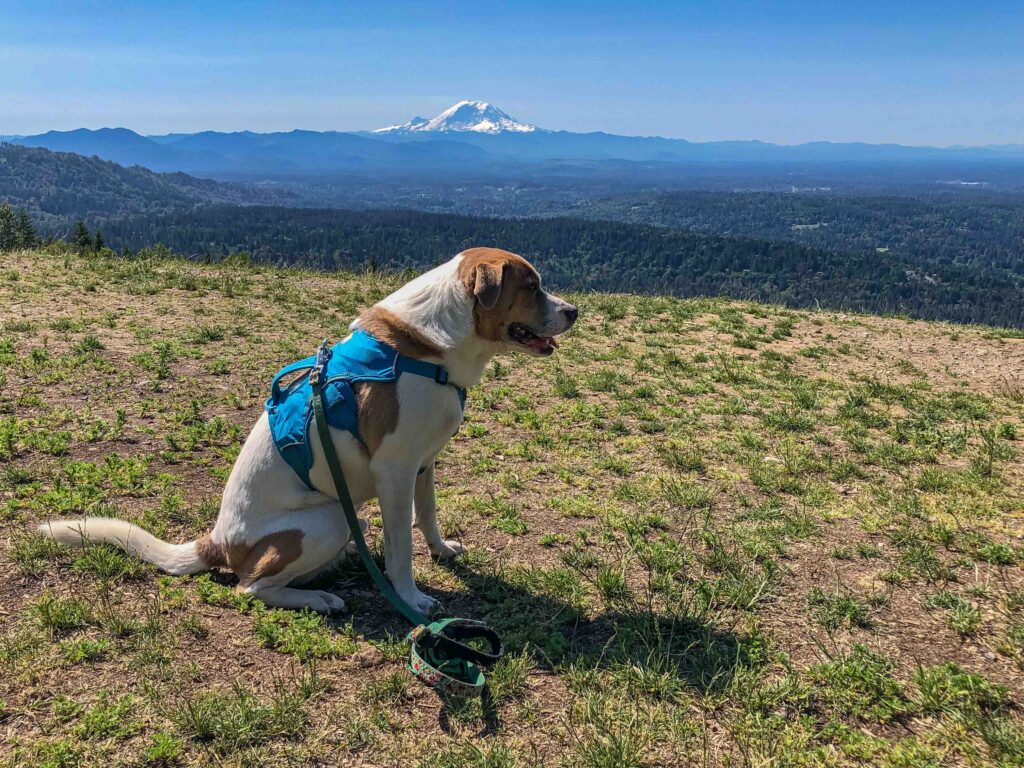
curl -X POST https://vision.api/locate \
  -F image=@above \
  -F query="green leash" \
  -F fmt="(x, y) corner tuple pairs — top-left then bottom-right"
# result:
(308, 340), (503, 697)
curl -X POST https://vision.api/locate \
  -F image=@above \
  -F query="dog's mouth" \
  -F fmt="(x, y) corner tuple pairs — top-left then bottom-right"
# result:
(508, 322), (558, 355)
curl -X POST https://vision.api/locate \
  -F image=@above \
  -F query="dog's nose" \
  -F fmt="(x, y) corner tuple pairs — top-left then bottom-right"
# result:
(562, 305), (578, 325)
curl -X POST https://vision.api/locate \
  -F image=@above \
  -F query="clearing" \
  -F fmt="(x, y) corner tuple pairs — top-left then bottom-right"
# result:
(1, 247), (1023, 767)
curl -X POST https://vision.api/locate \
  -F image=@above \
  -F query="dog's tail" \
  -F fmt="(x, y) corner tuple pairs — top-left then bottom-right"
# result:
(37, 517), (209, 576)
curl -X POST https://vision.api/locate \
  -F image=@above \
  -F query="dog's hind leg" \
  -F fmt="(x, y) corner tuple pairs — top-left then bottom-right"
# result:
(246, 583), (347, 614)
(235, 504), (352, 615)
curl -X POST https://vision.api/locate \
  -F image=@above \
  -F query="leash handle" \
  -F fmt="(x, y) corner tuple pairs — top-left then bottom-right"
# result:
(412, 619), (504, 667)
(310, 352), (429, 628)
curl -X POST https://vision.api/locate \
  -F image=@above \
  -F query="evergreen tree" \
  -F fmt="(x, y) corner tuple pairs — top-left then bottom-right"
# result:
(93, 228), (105, 252)
(0, 202), (15, 251)
(72, 220), (92, 252)
(14, 209), (37, 249)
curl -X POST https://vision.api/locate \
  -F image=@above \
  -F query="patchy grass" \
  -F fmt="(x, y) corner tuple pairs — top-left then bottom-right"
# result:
(1, 245), (1023, 766)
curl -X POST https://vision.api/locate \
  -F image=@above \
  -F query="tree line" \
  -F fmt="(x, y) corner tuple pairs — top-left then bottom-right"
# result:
(6, 199), (1022, 327)
(72, 220), (106, 253)
(92, 205), (1024, 328)
(0, 203), (108, 255)
(0, 202), (39, 251)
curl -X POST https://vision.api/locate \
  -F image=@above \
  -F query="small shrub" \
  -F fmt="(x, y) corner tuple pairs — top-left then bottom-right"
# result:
(174, 682), (308, 754)
(913, 663), (1008, 720)
(808, 645), (907, 722)
(253, 609), (358, 659)
(186, 324), (225, 344)
(72, 543), (148, 582)
(61, 638), (111, 664)
(10, 534), (65, 577)
(74, 334), (104, 354)
(144, 732), (183, 765)
(553, 369), (581, 398)
(30, 592), (92, 637)
(73, 693), (137, 741)
(660, 476), (713, 510)
(807, 587), (872, 630)
(657, 441), (706, 472)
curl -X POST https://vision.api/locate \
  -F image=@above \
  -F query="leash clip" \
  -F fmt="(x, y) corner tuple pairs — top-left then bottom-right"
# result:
(309, 339), (332, 387)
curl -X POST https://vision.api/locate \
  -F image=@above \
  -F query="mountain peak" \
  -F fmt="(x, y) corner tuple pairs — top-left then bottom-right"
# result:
(375, 100), (539, 134)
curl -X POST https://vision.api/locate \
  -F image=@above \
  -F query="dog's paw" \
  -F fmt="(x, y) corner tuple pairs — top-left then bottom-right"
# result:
(431, 539), (465, 559)
(307, 590), (347, 615)
(342, 519), (370, 558)
(399, 588), (438, 615)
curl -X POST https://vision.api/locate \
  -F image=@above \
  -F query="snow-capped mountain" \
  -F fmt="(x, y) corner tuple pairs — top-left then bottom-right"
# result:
(16, 101), (1024, 179)
(374, 100), (539, 134)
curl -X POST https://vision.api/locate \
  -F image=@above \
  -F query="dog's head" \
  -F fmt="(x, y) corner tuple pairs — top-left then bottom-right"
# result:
(457, 248), (577, 356)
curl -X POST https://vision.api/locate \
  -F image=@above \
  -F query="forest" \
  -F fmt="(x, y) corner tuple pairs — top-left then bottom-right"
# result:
(95, 205), (1024, 328)
(0, 143), (288, 223)
(4, 143), (1024, 328)
(568, 190), (1024, 276)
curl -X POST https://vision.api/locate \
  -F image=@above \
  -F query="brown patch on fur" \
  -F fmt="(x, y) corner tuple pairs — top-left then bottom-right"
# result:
(356, 306), (442, 359)
(194, 534), (227, 568)
(352, 380), (400, 456)
(235, 529), (304, 587)
(225, 543), (251, 571)
(198, 538), (252, 572)
(456, 247), (531, 295)
(349, 306), (441, 456)
(456, 247), (546, 342)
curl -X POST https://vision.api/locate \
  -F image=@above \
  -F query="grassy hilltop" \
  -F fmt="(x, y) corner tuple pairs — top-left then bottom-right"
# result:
(2, 247), (1023, 767)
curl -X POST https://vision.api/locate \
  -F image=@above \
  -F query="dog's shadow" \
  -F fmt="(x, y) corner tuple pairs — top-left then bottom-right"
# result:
(313, 555), (746, 733)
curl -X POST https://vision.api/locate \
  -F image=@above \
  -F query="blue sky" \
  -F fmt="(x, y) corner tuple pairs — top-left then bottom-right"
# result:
(2, 0), (1022, 145)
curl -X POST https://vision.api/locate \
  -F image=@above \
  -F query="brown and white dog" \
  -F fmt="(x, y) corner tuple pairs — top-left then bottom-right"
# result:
(40, 248), (577, 614)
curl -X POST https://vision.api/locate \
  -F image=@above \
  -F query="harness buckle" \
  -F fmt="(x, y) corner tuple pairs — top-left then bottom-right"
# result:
(434, 366), (449, 386)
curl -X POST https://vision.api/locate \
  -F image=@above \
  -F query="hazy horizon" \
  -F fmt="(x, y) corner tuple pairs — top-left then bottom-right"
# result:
(3, 1), (1023, 145)
(4, 115), (1023, 151)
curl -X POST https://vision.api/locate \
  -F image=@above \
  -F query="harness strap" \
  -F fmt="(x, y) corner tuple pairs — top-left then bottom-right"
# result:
(271, 333), (464, 406)
(270, 353), (318, 402)
(395, 355), (467, 408)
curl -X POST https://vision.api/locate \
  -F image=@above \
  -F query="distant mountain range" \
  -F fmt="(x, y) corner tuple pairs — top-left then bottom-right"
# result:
(3, 135), (1022, 329)
(6, 100), (1024, 178)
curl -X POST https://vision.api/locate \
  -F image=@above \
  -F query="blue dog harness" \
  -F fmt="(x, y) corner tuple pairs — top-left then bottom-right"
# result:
(265, 330), (466, 489)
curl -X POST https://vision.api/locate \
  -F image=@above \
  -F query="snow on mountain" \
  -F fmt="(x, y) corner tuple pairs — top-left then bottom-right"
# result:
(374, 100), (539, 134)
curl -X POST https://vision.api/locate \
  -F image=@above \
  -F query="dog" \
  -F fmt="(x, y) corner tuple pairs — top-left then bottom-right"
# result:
(40, 248), (577, 615)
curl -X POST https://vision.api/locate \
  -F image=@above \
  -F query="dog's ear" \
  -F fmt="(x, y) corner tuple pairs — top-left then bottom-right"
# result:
(473, 262), (505, 310)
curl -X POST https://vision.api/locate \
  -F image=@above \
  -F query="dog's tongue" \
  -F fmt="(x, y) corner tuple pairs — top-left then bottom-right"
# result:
(525, 335), (558, 352)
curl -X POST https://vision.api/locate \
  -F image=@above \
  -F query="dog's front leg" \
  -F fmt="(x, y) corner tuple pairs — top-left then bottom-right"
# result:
(415, 462), (464, 559)
(375, 462), (437, 614)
